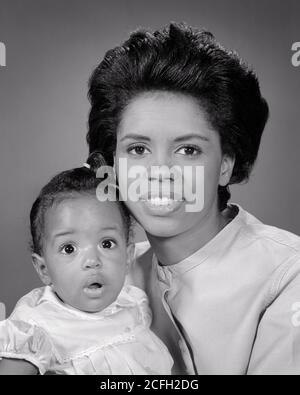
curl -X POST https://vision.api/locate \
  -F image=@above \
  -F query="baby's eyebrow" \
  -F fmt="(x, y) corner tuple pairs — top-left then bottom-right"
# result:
(53, 230), (76, 239)
(99, 226), (121, 232)
(53, 226), (121, 238)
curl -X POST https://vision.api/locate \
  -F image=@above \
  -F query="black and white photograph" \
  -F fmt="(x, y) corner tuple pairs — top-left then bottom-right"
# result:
(0, 0), (299, 377)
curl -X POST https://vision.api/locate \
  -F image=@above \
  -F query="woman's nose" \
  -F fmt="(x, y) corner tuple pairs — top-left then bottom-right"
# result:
(148, 165), (175, 182)
(150, 149), (173, 167)
(147, 151), (175, 182)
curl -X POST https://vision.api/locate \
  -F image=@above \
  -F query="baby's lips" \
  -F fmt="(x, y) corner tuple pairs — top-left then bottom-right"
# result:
(84, 276), (104, 289)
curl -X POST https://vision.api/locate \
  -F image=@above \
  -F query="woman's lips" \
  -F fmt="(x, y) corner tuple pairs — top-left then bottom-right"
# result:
(139, 195), (184, 215)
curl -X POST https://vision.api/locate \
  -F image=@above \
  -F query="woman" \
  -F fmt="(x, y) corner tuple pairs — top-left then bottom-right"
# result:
(86, 23), (300, 374)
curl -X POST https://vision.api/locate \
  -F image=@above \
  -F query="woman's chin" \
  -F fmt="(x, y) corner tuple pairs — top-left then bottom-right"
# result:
(140, 217), (187, 238)
(127, 200), (188, 237)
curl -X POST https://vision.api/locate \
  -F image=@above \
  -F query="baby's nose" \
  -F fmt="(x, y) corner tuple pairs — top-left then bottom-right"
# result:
(84, 258), (101, 270)
(83, 249), (102, 270)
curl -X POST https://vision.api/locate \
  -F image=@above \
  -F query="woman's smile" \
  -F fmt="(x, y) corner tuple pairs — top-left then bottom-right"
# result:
(139, 195), (184, 216)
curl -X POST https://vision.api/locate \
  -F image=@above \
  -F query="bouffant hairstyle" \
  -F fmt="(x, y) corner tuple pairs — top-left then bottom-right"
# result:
(87, 22), (269, 210)
(30, 153), (132, 255)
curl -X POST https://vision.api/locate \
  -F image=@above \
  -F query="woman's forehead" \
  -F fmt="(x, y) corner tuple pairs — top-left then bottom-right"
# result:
(118, 91), (216, 143)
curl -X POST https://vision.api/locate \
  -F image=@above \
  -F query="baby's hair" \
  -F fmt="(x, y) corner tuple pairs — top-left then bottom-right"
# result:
(30, 152), (132, 255)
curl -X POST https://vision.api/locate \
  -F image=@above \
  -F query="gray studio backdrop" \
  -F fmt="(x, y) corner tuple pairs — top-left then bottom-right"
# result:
(0, 0), (299, 315)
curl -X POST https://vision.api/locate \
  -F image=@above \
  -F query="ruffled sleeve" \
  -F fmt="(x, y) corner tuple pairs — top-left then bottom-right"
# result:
(0, 319), (59, 374)
(124, 285), (153, 327)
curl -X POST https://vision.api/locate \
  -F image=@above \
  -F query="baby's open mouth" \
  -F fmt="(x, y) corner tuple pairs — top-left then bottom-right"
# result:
(84, 281), (103, 297)
(88, 283), (102, 289)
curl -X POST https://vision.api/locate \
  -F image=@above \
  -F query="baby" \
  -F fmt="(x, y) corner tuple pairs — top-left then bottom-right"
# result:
(0, 153), (173, 375)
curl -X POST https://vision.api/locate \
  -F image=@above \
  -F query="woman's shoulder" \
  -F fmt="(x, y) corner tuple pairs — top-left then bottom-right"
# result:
(235, 205), (300, 291)
(238, 205), (300, 254)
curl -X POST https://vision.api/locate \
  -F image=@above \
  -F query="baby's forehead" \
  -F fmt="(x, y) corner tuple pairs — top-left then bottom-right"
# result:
(44, 194), (126, 236)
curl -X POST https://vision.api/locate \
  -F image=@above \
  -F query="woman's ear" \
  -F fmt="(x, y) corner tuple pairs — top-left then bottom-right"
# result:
(113, 155), (117, 180)
(219, 155), (235, 187)
(31, 254), (52, 286)
(125, 243), (135, 274)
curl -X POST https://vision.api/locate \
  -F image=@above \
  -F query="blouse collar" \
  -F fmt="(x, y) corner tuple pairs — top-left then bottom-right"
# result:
(153, 204), (246, 280)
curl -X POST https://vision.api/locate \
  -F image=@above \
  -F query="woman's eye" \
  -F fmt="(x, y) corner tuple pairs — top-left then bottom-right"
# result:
(176, 146), (201, 156)
(61, 244), (76, 255)
(101, 239), (116, 249)
(127, 145), (150, 156)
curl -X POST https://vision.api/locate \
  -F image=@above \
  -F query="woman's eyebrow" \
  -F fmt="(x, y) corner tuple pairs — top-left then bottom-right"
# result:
(120, 133), (209, 142)
(120, 134), (151, 142)
(173, 133), (210, 143)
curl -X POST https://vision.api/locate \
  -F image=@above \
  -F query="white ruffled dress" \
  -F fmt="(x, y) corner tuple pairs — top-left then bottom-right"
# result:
(0, 285), (173, 375)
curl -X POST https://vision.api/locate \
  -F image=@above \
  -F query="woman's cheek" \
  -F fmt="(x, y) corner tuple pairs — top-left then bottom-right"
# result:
(203, 162), (222, 205)
(117, 159), (148, 202)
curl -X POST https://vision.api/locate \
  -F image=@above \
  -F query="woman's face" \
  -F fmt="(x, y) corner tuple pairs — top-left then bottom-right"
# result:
(115, 91), (234, 238)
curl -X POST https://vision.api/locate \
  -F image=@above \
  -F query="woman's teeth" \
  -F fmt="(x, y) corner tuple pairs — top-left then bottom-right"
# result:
(149, 197), (175, 206)
(140, 196), (184, 213)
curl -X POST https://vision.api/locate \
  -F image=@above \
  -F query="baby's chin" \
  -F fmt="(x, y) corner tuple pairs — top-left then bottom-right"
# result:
(52, 283), (124, 314)
(71, 300), (114, 314)
(68, 300), (111, 314)
(82, 306), (106, 314)
(54, 291), (111, 314)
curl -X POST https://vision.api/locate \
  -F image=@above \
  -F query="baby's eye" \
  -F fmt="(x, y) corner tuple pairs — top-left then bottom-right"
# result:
(127, 144), (150, 156)
(60, 244), (76, 255)
(176, 145), (202, 156)
(101, 239), (117, 249)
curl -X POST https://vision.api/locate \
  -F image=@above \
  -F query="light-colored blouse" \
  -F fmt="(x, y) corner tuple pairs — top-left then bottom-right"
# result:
(130, 204), (300, 375)
(0, 285), (173, 375)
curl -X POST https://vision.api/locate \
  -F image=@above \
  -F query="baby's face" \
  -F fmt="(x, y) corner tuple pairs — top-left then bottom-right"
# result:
(34, 195), (131, 313)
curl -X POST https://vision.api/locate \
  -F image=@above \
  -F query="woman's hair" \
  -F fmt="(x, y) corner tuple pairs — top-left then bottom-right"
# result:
(30, 152), (132, 255)
(87, 22), (269, 210)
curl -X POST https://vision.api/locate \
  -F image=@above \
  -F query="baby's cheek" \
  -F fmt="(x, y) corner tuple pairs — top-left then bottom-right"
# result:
(56, 272), (80, 297)
(110, 259), (127, 282)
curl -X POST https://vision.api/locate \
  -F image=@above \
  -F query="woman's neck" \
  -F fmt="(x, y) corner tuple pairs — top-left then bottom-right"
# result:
(146, 205), (231, 266)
